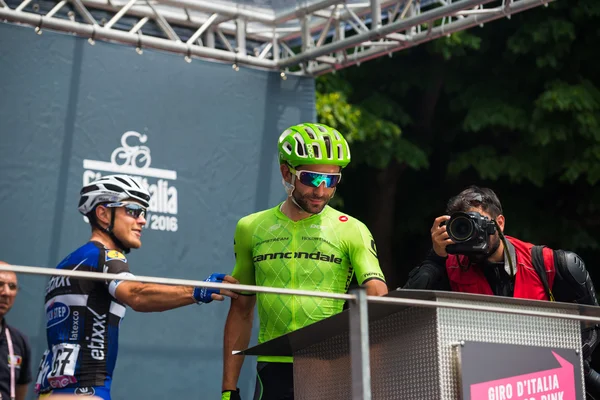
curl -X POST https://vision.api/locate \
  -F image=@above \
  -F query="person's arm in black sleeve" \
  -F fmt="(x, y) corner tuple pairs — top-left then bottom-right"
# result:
(402, 249), (450, 291)
(401, 215), (454, 291)
(551, 250), (600, 397)
(16, 331), (32, 400)
(551, 250), (599, 357)
(552, 250), (598, 306)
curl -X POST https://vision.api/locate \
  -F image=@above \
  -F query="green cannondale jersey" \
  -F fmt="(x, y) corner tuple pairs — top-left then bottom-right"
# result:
(231, 203), (385, 362)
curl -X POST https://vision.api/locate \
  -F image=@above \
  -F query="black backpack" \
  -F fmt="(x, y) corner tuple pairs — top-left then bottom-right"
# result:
(531, 245), (556, 301)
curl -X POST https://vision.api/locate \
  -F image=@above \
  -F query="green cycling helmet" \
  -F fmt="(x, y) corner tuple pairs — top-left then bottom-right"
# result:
(278, 123), (351, 168)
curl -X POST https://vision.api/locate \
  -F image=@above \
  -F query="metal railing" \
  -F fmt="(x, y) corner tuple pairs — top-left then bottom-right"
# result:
(0, 0), (554, 75)
(2, 263), (598, 400)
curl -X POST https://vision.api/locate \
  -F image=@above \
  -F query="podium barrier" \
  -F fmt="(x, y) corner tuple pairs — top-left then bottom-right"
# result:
(239, 289), (600, 400)
(3, 265), (600, 400)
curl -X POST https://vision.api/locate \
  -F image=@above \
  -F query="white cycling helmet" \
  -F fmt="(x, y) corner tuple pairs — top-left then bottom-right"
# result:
(78, 174), (151, 215)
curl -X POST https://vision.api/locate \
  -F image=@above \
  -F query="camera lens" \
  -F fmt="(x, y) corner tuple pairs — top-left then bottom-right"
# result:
(448, 216), (474, 242)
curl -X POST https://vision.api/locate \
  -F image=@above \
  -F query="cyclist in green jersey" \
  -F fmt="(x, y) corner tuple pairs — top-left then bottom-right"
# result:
(221, 123), (388, 400)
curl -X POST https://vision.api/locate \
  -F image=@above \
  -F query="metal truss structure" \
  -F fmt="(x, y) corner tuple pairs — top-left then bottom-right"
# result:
(0, 0), (554, 76)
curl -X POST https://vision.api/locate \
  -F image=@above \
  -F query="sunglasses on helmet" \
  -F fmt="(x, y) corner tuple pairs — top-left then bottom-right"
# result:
(289, 166), (342, 188)
(105, 202), (147, 219)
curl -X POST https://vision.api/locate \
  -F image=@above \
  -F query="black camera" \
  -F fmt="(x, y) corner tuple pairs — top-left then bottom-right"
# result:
(444, 211), (497, 254)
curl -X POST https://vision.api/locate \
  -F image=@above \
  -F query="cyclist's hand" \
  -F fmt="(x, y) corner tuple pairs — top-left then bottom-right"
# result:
(222, 389), (241, 400)
(193, 273), (239, 303)
(213, 275), (239, 301)
(431, 216), (454, 257)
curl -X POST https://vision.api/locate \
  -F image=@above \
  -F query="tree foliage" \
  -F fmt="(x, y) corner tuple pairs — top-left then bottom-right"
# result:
(316, 0), (600, 289)
(316, 75), (427, 170)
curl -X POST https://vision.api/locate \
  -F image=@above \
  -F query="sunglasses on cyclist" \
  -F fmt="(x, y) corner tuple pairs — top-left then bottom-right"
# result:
(289, 167), (342, 188)
(105, 202), (147, 219)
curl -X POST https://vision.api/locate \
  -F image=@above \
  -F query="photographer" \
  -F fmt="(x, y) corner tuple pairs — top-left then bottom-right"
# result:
(402, 185), (600, 398)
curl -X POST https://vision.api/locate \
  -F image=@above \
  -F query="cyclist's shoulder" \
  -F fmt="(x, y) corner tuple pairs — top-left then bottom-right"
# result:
(321, 206), (369, 230)
(236, 205), (280, 227)
(56, 241), (103, 270)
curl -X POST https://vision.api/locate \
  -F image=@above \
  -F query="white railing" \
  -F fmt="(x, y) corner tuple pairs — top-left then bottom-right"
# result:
(1, 264), (597, 400)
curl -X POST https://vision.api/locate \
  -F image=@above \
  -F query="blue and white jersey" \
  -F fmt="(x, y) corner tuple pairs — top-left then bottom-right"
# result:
(36, 241), (131, 394)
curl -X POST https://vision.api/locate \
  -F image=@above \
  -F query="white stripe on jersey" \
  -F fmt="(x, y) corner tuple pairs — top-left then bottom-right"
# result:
(45, 294), (89, 310)
(108, 272), (135, 299)
(109, 302), (127, 318)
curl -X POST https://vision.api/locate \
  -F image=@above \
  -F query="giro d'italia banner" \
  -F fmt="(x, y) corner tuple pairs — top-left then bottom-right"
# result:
(82, 130), (179, 232)
(459, 341), (583, 400)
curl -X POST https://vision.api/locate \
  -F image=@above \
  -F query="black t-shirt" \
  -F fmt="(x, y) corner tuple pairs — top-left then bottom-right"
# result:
(481, 261), (515, 297)
(0, 319), (32, 399)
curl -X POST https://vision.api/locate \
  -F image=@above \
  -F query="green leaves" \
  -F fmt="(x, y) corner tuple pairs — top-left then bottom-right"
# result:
(428, 30), (482, 60)
(314, 0), (600, 278)
(316, 91), (361, 131)
(535, 80), (600, 114)
(316, 75), (427, 170)
(447, 146), (550, 187)
(462, 100), (530, 133)
(507, 18), (576, 69)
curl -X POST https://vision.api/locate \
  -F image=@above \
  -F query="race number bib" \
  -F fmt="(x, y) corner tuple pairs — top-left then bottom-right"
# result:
(41, 343), (81, 389)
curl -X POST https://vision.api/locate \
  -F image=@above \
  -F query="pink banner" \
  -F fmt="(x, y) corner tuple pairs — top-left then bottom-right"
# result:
(470, 352), (575, 400)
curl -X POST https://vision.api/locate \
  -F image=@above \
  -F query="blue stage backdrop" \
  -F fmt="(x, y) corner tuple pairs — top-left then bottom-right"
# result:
(0, 22), (315, 400)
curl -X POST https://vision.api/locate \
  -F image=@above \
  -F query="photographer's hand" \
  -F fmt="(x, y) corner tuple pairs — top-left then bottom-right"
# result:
(431, 216), (454, 257)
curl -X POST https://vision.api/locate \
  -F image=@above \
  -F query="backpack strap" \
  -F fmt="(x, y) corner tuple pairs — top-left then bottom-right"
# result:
(531, 245), (555, 301)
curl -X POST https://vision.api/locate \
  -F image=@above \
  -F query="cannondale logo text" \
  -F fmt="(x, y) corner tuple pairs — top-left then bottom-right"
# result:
(82, 131), (179, 232)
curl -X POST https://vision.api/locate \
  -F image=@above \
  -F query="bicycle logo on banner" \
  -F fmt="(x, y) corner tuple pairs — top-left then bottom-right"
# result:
(110, 131), (152, 169)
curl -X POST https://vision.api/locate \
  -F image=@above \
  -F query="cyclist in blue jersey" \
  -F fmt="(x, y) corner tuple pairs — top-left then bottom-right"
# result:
(36, 174), (237, 400)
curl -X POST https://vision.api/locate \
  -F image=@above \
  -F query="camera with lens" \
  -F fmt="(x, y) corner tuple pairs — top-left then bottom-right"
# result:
(443, 211), (497, 255)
